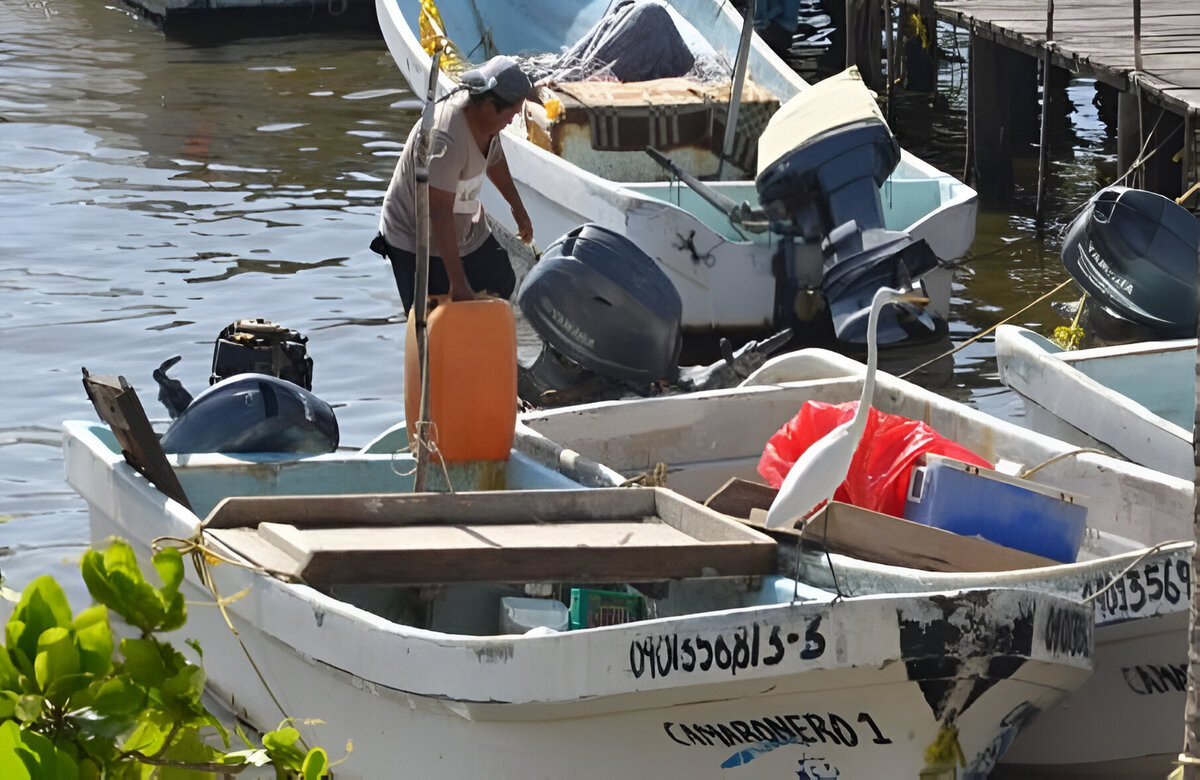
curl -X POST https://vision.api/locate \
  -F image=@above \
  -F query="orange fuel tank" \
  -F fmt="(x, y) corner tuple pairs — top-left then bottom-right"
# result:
(404, 297), (517, 462)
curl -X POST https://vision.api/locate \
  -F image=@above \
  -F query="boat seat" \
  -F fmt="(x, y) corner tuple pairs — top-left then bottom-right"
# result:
(202, 487), (776, 585)
(524, 76), (778, 172)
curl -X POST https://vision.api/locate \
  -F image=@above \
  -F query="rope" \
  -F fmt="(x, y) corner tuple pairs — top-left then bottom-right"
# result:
(1081, 540), (1190, 606)
(898, 278), (1074, 379)
(620, 461), (668, 487)
(393, 420), (456, 493)
(152, 532), (308, 750)
(1051, 292), (1087, 349)
(942, 235), (1036, 271)
(1018, 447), (1109, 479)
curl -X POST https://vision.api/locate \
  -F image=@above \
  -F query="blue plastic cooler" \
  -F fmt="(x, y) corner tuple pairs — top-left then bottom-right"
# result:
(903, 454), (1087, 563)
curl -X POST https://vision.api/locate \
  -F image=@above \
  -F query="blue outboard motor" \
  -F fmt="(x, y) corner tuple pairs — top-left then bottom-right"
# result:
(755, 69), (942, 345)
(1061, 185), (1199, 338)
(517, 223), (682, 383)
(160, 373), (338, 454)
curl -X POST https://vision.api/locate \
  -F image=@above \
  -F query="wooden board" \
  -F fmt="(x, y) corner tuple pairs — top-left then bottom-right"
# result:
(203, 487), (776, 585)
(81, 370), (191, 510)
(705, 477), (1056, 573)
(745, 504), (1057, 574)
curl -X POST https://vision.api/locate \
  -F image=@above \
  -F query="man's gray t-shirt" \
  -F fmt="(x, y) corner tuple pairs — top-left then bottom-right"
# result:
(378, 91), (505, 255)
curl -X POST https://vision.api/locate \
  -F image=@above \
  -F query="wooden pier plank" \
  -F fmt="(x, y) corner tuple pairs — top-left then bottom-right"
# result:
(932, 0), (1200, 115)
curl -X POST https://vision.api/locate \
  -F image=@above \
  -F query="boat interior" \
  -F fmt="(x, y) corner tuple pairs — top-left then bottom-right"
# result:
(1015, 328), (1195, 429)
(396, 0), (960, 243)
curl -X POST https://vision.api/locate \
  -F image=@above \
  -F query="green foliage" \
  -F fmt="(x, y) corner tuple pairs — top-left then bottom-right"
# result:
(0, 539), (331, 778)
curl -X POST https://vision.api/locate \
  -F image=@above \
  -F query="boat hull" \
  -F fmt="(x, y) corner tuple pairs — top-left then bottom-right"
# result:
(995, 324), (1194, 480)
(373, 0), (976, 334)
(519, 347), (1196, 772)
(64, 419), (1091, 778)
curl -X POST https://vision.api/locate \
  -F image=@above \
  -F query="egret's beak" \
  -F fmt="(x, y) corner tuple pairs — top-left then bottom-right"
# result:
(898, 291), (930, 308)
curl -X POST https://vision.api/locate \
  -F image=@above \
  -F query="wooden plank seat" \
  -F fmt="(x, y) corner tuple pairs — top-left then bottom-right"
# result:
(203, 487), (776, 586)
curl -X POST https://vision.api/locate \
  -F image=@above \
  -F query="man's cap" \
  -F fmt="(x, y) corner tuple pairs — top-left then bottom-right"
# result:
(461, 55), (543, 105)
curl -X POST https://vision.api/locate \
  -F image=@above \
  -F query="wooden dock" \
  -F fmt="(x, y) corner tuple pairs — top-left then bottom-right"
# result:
(935, 0), (1200, 115)
(919, 0), (1200, 203)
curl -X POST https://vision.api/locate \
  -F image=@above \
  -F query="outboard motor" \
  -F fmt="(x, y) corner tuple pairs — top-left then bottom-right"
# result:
(1061, 185), (1199, 339)
(518, 223), (682, 384)
(755, 68), (942, 345)
(160, 373), (338, 454)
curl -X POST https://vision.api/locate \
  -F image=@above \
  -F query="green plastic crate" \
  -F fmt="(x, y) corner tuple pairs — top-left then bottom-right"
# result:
(568, 587), (646, 630)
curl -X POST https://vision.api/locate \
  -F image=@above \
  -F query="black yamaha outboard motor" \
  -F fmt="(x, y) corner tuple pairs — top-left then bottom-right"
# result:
(1061, 185), (1199, 340)
(154, 318), (338, 453)
(755, 69), (942, 345)
(161, 374), (338, 454)
(518, 223), (683, 391)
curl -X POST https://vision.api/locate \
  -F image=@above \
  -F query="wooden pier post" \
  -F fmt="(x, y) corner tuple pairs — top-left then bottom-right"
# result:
(1117, 90), (1142, 186)
(843, 0), (883, 91)
(1034, 0), (1054, 222)
(969, 33), (1037, 200)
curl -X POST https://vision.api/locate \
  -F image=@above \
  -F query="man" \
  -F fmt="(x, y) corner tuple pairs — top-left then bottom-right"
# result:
(373, 55), (540, 311)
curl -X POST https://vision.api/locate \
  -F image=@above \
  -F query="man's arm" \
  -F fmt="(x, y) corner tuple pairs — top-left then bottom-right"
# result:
(428, 186), (474, 301)
(487, 155), (533, 243)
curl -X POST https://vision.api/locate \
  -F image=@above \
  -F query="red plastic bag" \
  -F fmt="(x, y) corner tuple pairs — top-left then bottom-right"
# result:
(757, 400), (992, 518)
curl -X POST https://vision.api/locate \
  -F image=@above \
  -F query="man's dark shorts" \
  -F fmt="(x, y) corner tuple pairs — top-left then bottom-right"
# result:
(373, 233), (516, 312)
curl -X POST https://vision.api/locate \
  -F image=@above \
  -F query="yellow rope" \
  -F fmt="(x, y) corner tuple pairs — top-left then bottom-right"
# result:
(899, 278), (1074, 379)
(620, 462), (668, 487)
(1051, 292), (1087, 349)
(152, 531), (307, 749)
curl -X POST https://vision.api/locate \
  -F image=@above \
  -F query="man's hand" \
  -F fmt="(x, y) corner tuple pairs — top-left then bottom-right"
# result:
(448, 275), (475, 302)
(512, 204), (534, 244)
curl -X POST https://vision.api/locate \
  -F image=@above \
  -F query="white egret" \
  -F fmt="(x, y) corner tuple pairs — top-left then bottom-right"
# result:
(764, 286), (929, 528)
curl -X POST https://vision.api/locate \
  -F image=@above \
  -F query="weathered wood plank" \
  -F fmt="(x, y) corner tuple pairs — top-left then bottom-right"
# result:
(204, 488), (657, 529)
(204, 487), (777, 585)
(927, 0), (1200, 116)
(81, 371), (191, 510)
(248, 520), (774, 584)
(745, 502), (1058, 573)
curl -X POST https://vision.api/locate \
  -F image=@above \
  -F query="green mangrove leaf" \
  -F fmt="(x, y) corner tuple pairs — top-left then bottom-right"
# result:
(35, 627), (80, 690)
(117, 639), (166, 688)
(301, 747), (329, 779)
(0, 636), (22, 690)
(9, 577), (72, 665)
(261, 726), (307, 768)
(151, 548), (183, 598)
(161, 665), (204, 704)
(43, 674), (93, 710)
(0, 720), (31, 780)
(89, 676), (146, 716)
(71, 607), (113, 678)
(121, 714), (168, 756)
(14, 693), (43, 723)
(78, 550), (117, 612)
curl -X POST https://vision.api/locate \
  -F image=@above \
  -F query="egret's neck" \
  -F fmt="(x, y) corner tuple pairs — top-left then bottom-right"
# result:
(851, 295), (886, 436)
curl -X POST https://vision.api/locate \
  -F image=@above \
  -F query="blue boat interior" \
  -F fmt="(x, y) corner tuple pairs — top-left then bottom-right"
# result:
(80, 421), (582, 520)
